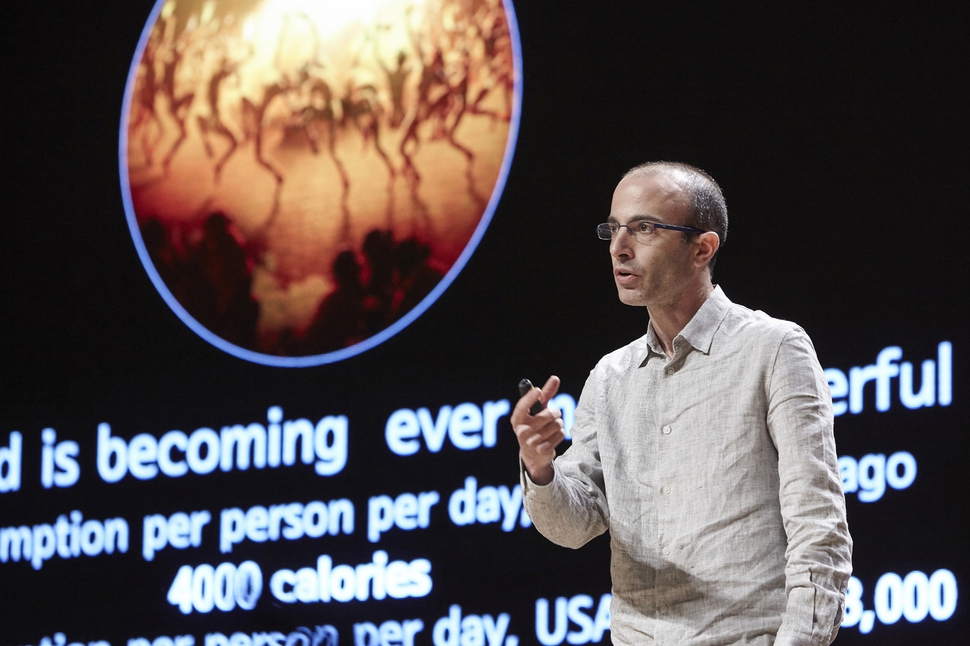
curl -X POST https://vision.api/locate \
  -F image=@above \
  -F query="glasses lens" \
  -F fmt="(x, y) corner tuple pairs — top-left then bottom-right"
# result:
(596, 223), (613, 240)
(631, 221), (654, 240)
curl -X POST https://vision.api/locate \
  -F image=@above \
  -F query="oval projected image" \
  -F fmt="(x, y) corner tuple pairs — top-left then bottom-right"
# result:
(120, 0), (521, 366)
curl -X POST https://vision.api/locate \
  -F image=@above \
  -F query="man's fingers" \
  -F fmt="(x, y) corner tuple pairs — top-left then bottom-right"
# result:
(530, 429), (565, 455)
(513, 413), (562, 441)
(540, 375), (561, 403)
(517, 418), (564, 454)
(512, 375), (561, 421)
(511, 376), (565, 474)
(526, 427), (565, 464)
(522, 423), (562, 449)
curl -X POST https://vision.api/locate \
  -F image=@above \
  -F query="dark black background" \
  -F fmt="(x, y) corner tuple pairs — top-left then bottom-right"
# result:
(2, 1), (967, 645)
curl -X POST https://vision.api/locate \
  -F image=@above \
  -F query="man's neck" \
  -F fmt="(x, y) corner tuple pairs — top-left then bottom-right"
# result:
(647, 281), (714, 357)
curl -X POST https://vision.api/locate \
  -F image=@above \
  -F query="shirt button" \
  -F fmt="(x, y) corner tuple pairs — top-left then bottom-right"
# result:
(662, 546), (670, 556)
(662, 425), (671, 435)
(662, 485), (671, 495)
(660, 604), (668, 614)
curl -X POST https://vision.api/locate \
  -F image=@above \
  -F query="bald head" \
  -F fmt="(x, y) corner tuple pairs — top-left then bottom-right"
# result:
(623, 162), (728, 274)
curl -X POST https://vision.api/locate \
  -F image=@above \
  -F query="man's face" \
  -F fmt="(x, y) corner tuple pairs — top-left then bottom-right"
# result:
(608, 172), (695, 308)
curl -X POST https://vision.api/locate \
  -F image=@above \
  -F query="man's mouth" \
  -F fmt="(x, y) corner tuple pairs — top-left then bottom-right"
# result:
(614, 267), (639, 285)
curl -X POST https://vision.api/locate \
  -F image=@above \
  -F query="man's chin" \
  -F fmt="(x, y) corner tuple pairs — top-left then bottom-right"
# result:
(616, 288), (647, 307)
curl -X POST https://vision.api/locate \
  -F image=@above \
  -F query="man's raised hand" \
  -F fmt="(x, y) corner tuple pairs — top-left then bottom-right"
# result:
(511, 375), (564, 485)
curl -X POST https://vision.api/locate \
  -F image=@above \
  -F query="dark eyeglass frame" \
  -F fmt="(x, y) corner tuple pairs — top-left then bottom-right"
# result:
(596, 221), (706, 241)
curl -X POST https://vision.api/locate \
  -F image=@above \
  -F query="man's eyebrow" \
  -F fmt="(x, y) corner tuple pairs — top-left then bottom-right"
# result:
(607, 214), (662, 224)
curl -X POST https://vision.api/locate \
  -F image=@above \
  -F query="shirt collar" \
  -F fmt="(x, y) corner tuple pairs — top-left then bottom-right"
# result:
(644, 285), (732, 359)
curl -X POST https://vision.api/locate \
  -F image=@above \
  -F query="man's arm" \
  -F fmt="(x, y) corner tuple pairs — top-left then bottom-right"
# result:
(767, 328), (853, 646)
(512, 373), (610, 549)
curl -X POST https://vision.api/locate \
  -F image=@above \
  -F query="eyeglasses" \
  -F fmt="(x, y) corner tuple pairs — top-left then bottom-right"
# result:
(596, 221), (705, 243)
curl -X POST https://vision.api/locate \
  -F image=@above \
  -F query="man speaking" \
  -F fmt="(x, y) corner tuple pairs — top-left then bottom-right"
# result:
(512, 162), (852, 645)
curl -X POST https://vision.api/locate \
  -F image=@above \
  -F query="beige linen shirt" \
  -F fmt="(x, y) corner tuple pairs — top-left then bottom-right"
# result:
(522, 287), (852, 645)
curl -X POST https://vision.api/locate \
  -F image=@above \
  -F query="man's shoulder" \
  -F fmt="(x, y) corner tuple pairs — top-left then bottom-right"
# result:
(687, 287), (809, 354)
(720, 299), (806, 343)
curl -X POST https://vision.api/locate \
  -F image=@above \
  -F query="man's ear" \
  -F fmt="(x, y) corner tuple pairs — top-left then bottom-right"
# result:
(693, 231), (720, 268)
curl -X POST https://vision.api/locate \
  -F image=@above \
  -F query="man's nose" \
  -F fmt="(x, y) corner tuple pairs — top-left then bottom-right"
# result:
(610, 228), (633, 257)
